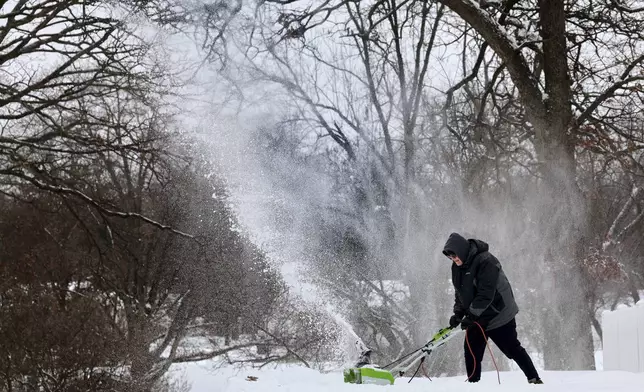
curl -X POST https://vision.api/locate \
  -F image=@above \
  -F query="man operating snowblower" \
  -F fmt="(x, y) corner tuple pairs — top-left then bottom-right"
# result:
(443, 232), (543, 384)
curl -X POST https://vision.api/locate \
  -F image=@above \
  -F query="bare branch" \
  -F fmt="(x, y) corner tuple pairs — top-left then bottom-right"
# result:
(15, 172), (197, 240)
(577, 54), (644, 125)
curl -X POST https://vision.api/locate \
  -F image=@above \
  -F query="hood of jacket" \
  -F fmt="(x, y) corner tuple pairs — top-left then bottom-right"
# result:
(443, 233), (489, 267)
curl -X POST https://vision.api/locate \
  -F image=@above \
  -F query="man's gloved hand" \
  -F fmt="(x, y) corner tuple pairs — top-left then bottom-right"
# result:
(460, 314), (488, 330)
(460, 315), (475, 330)
(449, 314), (462, 328)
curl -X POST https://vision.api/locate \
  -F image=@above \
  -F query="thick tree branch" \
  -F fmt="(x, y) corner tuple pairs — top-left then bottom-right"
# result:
(12, 171), (197, 241)
(439, 0), (546, 120)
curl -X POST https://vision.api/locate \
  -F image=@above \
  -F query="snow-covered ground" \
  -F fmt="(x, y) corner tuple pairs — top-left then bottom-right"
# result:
(173, 362), (644, 392)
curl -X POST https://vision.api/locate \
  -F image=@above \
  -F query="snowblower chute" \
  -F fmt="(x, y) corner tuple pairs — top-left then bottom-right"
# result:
(343, 326), (463, 385)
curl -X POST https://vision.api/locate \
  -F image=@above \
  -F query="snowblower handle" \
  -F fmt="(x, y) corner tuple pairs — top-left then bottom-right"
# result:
(426, 326), (457, 345)
(421, 326), (462, 353)
(387, 327), (463, 378)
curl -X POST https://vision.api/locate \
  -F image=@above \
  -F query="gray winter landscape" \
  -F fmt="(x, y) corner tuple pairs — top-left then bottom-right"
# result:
(1, 0), (643, 391)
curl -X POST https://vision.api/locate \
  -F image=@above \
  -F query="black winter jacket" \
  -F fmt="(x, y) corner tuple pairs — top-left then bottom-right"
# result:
(443, 233), (518, 330)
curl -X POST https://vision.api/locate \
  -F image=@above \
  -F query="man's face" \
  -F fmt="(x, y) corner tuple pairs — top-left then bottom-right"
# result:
(447, 253), (463, 266)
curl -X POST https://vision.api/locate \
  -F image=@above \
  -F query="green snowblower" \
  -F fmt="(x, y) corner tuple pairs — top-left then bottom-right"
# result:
(343, 326), (463, 385)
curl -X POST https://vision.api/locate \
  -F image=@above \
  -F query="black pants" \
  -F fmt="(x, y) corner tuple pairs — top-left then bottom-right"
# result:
(464, 318), (540, 382)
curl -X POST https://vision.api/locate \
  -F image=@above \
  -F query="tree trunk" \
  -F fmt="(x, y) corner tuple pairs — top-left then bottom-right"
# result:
(531, 109), (595, 370)
(533, 0), (595, 370)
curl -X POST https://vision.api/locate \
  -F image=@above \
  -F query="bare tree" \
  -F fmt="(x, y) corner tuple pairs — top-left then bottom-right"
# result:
(0, 0), (183, 227)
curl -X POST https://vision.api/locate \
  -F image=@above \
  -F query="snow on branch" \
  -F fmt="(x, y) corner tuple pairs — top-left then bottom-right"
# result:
(439, 0), (545, 118)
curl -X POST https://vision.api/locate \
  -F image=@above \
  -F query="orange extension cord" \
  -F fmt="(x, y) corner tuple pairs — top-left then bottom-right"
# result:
(464, 321), (501, 384)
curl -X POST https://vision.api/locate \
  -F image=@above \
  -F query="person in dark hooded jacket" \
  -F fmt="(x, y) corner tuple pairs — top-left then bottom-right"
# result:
(443, 232), (543, 384)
